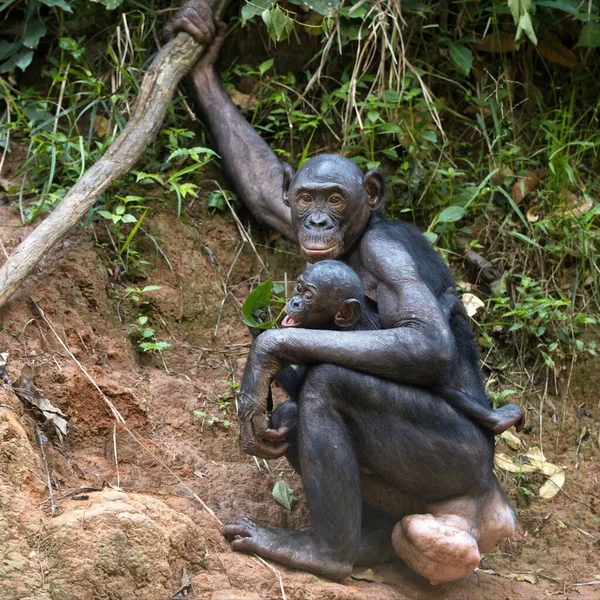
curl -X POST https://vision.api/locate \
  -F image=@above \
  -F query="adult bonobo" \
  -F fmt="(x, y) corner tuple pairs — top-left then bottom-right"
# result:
(166, 1), (517, 584)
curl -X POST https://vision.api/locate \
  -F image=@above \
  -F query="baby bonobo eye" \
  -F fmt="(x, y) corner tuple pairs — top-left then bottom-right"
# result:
(298, 193), (313, 205)
(304, 291), (314, 303)
(295, 283), (302, 294)
(328, 193), (343, 206)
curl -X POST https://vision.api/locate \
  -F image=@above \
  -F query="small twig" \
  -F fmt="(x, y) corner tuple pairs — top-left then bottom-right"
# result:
(561, 520), (599, 541)
(113, 421), (121, 489)
(36, 424), (59, 516)
(252, 555), (287, 600)
(0, 235), (9, 261)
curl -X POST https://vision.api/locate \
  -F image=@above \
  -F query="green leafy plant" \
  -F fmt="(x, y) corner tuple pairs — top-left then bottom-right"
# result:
(241, 277), (286, 329)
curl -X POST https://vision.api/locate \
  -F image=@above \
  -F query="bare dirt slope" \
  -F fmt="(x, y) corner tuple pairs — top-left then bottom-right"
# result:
(1, 187), (598, 599)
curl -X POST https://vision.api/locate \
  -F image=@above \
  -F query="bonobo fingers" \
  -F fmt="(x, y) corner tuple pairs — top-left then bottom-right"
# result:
(240, 419), (289, 459)
(491, 404), (525, 435)
(163, 0), (216, 44)
(262, 426), (289, 441)
(196, 18), (227, 69)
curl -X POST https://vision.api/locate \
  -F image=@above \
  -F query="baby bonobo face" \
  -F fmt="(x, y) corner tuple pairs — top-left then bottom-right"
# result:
(280, 261), (364, 330)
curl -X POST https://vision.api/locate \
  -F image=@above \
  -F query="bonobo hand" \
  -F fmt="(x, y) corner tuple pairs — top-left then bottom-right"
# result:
(163, 1), (226, 71)
(239, 396), (289, 459)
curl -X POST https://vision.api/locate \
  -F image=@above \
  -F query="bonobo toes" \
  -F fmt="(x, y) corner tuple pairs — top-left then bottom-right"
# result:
(491, 403), (525, 434)
(221, 517), (353, 580)
(391, 514), (481, 585)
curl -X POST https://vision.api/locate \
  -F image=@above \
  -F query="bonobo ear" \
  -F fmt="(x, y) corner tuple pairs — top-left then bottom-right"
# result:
(334, 299), (362, 328)
(282, 162), (294, 207)
(363, 170), (385, 211)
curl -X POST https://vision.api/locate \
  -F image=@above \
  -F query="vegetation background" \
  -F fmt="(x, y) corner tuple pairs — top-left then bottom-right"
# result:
(1, 0), (599, 505)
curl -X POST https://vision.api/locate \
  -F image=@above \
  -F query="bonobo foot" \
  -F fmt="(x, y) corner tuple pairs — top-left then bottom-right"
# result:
(221, 517), (353, 580)
(491, 403), (524, 434)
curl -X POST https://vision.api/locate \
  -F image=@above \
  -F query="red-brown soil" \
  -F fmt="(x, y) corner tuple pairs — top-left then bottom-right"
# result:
(1, 178), (598, 599)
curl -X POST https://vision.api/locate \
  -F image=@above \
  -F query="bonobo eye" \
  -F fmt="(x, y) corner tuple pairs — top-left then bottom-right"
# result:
(328, 193), (343, 206)
(304, 291), (313, 302)
(297, 193), (313, 205)
(295, 283), (302, 294)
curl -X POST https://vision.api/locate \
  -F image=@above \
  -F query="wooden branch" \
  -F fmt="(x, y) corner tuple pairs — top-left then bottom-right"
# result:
(0, 0), (233, 309)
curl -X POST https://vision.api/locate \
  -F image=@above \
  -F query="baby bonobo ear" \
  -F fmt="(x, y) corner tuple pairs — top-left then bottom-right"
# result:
(282, 162), (294, 207)
(334, 299), (362, 328)
(363, 170), (385, 211)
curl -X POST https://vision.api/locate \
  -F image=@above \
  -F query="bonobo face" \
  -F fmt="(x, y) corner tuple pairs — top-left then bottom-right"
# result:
(281, 260), (364, 329)
(282, 155), (384, 262)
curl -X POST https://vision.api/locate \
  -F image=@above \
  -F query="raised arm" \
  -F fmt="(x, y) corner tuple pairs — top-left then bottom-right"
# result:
(166, 1), (295, 238)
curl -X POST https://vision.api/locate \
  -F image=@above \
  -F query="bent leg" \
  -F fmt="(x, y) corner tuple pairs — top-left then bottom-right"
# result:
(223, 367), (361, 579)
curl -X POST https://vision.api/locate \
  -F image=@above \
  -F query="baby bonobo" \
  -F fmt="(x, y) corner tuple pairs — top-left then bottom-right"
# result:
(280, 260), (523, 435)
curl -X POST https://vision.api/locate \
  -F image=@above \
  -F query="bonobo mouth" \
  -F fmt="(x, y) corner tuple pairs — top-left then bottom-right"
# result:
(281, 314), (302, 328)
(300, 244), (340, 261)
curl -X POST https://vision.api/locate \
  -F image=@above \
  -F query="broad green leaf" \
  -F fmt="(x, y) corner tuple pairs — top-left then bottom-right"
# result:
(23, 18), (47, 49)
(0, 42), (19, 62)
(448, 42), (473, 75)
(437, 205), (465, 223)
(517, 13), (538, 44)
(304, 0), (342, 17)
(0, 49), (34, 73)
(135, 172), (164, 185)
(422, 231), (438, 245)
(95, 0), (126, 9)
(577, 23), (600, 48)
(421, 130), (438, 143)
(258, 58), (274, 75)
(383, 89), (401, 104)
(272, 480), (297, 511)
(141, 285), (161, 293)
(241, 0), (272, 24)
(270, 6), (293, 41)
(242, 277), (274, 328)
(38, 0), (73, 13)
(535, 0), (581, 15)
(120, 214), (138, 223)
(207, 190), (227, 212)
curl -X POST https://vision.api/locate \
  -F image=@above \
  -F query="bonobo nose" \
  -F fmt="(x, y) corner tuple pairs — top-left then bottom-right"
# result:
(290, 297), (302, 309)
(308, 212), (334, 230)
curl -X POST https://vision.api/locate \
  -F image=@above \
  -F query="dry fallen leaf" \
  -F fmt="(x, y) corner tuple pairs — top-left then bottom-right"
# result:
(526, 205), (540, 223)
(494, 452), (538, 474)
(539, 469), (565, 499)
(572, 195), (595, 217)
(227, 88), (256, 110)
(506, 572), (538, 584)
(462, 293), (485, 318)
(538, 33), (578, 69)
(351, 569), (385, 583)
(14, 365), (68, 441)
(512, 170), (547, 204)
(93, 115), (109, 138)
(500, 430), (522, 451)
